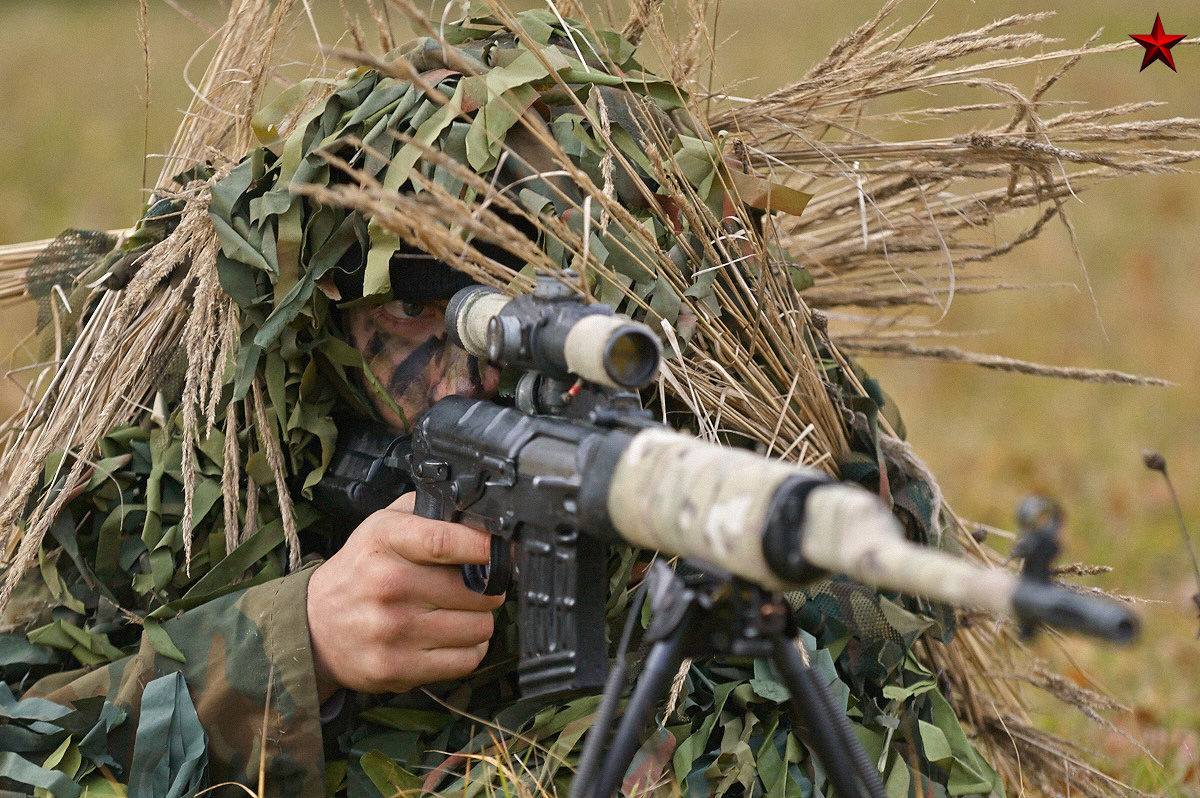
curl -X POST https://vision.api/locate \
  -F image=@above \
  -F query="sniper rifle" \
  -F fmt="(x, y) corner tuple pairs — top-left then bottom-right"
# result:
(315, 271), (1138, 798)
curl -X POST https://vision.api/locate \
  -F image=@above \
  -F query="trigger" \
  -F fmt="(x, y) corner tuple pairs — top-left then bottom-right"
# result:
(461, 535), (512, 595)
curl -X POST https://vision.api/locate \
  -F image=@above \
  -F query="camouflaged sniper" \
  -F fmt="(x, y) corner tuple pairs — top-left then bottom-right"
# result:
(2, 9), (1006, 798)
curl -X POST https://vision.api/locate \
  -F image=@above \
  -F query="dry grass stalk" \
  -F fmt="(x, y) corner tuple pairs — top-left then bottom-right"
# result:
(0, 181), (218, 608)
(176, 176), (243, 569)
(155, 0), (298, 191)
(836, 339), (1174, 385)
(620, 0), (664, 45)
(701, 14), (1199, 357)
(251, 377), (301, 571)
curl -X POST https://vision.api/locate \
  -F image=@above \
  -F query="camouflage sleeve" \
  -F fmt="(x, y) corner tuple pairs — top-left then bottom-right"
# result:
(26, 566), (327, 798)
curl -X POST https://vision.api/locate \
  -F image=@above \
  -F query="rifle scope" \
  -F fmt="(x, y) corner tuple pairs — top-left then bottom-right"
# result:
(445, 275), (661, 390)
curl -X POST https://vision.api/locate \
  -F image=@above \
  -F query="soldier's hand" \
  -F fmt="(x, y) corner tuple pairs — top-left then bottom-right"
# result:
(306, 493), (504, 702)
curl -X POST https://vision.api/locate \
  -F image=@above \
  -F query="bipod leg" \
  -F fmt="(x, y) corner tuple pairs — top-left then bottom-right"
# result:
(773, 635), (886, 798)
(587, 562), (701, 798)
(590, 609), (692, 798)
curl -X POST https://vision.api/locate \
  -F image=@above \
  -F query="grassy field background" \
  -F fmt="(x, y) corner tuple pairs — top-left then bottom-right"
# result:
(2, 0), (1198, 791)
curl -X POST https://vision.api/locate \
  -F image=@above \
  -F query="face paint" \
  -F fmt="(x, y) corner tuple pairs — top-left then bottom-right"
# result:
(467, 354), (485, 393)
(386, 334), (444, 396)
(343, 299), (502, 430)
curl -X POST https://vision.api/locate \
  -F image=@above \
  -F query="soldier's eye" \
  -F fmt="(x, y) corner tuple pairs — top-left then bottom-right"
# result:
(382, 299), (427, 319)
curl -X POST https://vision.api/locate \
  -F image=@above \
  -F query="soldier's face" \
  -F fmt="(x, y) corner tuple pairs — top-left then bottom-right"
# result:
(344, 298), (502, 430)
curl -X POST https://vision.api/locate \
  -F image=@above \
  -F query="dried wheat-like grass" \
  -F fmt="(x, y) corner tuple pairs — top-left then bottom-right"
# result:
(835, 338), (1174, 384)
(0, 182), (219, 608)
(155, 0), (299, 191)
(704, 14), (1199, 367)
(172, 178), (282, 571)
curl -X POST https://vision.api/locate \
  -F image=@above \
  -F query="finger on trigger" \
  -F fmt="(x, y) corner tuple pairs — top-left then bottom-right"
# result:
(387, 519), (494, 566)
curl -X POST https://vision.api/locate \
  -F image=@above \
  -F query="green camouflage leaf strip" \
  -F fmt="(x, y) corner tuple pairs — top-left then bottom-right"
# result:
(386, 79), (468, 193)
(26, 620), (125, 667)
(464, 49), (550, 171)
(0, 680), (72, 726)
(355, 706), (454, 734)
(925, 689), (1004, 797)
(250, 77), (334, 148)
(0, 751), (82, 798)
(42, 734), (83, 780)
(722, 168), (812, 217)
(884, 753), (913, 798)
(672, 679), (739, 781)
(146, 517), (290, 619)
(344, 76), (406, 130)
(55, 696), (126, 768)
(78, 772), (129, 798)
(0, 723), (62, 756)
(749, 660), (790, 704)
(0, 691), (124, 773)
(143, 618), (187, 664)
(881, 678), (938, 704)
(539, 714), (594, 781)
(253, 271), (317, 350)
(0, 633), (56, 669)
(755, 728), (809, 798)
(38, 546), (86, 616)
(623, 727), (677, 796)
(360, 749), (425, 796)
(127, 672), (208, 798)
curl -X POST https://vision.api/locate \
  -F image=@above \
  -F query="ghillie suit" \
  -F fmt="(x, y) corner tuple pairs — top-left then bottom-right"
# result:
(0, 1), (1196, 797)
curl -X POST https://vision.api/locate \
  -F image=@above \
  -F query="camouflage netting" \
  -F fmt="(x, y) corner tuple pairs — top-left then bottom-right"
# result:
(2, 1), (1197, 796)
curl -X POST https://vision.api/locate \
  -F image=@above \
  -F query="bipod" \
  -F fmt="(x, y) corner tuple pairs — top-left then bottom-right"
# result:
(575, 560), (886, 798)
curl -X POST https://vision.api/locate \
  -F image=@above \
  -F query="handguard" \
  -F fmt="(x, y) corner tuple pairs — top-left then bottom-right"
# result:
(593, 424), (1140, 643)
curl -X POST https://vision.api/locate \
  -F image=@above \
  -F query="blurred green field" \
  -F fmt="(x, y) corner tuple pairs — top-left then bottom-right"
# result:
(3, 0), (1199, 791)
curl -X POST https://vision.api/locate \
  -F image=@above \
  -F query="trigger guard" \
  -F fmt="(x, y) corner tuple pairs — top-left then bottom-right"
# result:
(462, 536), (512, 596)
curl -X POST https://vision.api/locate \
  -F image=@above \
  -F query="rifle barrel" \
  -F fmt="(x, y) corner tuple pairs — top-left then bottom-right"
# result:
(600, 427), (1139, 643)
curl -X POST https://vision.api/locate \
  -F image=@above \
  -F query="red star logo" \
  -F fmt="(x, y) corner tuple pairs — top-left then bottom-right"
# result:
(1129, 13), (1187, 72)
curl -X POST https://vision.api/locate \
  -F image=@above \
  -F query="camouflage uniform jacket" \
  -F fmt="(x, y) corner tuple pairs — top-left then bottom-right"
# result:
(5, 568), (327, 798)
